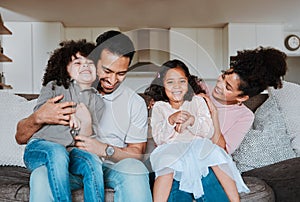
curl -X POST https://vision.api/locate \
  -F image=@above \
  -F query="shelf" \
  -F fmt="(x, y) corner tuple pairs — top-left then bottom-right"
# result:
(0, 25), (12, 35)
(0, 52), (12, 62)
(0, 14), (12, 35)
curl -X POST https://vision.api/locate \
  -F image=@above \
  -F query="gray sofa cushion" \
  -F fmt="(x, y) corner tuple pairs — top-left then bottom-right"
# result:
(232, 95), (296, 172)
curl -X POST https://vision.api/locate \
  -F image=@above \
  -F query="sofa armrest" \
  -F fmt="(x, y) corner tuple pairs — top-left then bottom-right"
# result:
(242, 157), (300, 202)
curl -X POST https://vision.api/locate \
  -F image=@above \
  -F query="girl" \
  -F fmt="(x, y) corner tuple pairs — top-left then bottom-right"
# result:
(146, 59), (249, 202)
(23, 40), (105, 202)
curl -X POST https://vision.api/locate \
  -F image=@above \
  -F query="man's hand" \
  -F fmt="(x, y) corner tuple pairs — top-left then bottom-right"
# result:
(15, 94), (76, 144)
(74, 135), (107, 157)
(35, 95), (76, 125)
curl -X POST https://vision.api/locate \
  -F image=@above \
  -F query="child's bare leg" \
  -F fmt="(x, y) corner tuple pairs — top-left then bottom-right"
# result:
(211, 166), (240, 202)
(153, 173), (173, 202)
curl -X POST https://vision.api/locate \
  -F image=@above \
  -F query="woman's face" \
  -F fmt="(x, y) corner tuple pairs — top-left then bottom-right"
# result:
(212, 69), (247, 105)
(67, 52), (96, 88)
(163, 67), (188, 107)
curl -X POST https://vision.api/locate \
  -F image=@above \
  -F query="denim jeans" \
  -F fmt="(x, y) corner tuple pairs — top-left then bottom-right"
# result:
(167, 168), (230, 202)
(29, 157), (152, 202)
(24, 139), (104, 202)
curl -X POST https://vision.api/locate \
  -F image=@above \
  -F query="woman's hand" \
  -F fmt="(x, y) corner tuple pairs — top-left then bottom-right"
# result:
(199, 93), (218, 118)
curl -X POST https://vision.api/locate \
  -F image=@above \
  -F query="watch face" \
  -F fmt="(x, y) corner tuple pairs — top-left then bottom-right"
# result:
(106, 145), (115, 156)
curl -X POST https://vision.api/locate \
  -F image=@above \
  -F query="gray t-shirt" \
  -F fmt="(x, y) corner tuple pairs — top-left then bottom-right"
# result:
(31, 81), (105, 146)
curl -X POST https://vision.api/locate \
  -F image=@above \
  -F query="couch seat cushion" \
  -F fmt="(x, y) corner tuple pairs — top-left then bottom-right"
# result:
(0, 166), (114, 202)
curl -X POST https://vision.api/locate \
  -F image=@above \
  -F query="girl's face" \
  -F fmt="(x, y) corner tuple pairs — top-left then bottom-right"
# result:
(67, 52), (96, 89)
(163, 67), (188, 108)
(212, 69), (248, 105)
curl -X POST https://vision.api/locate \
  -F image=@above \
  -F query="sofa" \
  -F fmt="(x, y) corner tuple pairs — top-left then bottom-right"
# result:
(0, 81), (299, 202)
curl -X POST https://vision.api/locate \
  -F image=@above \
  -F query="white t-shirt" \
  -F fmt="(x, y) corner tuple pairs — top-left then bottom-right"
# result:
(96, 83), (148, 148)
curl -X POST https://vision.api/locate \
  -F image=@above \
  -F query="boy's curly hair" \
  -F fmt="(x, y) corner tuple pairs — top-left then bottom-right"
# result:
(229, 46), (287, 97)
(144, 59), (206, 102)
(42, 39), (96, 89)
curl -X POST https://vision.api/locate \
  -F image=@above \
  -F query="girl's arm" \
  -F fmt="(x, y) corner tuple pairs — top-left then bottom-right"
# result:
(151, 102), (177, 145)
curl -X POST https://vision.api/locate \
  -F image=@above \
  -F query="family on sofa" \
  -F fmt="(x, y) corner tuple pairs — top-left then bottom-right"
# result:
(7, 29), (297, 201)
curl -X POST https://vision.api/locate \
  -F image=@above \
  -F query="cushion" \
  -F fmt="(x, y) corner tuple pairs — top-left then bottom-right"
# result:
(269, 81), (300, 156)
(243, 157), (300, 202)
(232, 95), (296, 172)
(0, 91), (36, 167)
(239, 176), (275, 202)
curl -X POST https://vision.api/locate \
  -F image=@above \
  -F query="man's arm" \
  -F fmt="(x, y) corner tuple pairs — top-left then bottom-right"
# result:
(74, 135), (146, 162)
(15, 95), (76, 144)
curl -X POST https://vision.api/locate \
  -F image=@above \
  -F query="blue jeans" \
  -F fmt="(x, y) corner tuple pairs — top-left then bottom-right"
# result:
(29, 157), (152, 202)
(24, 139), (104, 202)
(167, 168), (229, 202)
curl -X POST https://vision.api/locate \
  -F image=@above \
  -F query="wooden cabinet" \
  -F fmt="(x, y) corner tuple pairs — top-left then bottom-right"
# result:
(169, 28), (223, 80)
(2, 22), (64, 94)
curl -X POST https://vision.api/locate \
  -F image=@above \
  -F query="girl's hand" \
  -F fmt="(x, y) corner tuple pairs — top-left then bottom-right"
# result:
(169, 111), (194, 133)
(175, 115), (195, 133)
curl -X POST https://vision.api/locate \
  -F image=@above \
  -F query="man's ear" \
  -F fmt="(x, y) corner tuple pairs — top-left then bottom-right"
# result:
(237, 95), (249, 103)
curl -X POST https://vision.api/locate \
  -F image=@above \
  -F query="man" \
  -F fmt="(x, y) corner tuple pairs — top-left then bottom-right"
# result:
(15, 30), (152, 202)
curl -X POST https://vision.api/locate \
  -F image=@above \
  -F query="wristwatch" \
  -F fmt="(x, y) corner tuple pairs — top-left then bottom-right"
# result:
(105, 145), (115, 157)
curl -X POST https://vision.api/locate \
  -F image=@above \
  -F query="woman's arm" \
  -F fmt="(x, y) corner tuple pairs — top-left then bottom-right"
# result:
(199, 93), (227, 150)
(15, 95), (76, 144)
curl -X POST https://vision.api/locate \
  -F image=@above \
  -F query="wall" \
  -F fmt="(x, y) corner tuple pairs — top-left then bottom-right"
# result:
(2, 23), (300, 93)
(286, 57), (300, 84)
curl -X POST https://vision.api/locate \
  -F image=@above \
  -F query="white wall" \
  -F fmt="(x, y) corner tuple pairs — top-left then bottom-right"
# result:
(286, 57), (300, 84)
(2, 23), (300, 93)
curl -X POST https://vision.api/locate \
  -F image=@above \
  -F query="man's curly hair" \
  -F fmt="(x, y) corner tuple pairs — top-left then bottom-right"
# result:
(144, 59), (206, 102)
(229, 46), (287, 97)
(42, 39), (96, 89)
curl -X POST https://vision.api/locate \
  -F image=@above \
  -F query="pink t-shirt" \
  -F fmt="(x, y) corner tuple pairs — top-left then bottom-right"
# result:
(208, 86), (254, 154)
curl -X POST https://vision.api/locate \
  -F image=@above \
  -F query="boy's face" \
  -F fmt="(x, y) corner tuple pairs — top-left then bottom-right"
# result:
(67, 52), (96, 88)
(96, 49), (130, 95)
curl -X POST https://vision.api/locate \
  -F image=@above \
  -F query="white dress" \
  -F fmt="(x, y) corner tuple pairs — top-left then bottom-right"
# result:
(150, 96), (249, 199)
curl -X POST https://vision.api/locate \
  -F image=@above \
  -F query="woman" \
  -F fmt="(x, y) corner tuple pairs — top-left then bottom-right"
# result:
(146, 46), (287, 201)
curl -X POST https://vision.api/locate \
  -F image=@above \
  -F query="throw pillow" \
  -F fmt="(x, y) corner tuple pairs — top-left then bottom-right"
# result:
(269, 81), (300, 156)
(0, 91), (36, 167)
(232, 95), (296, 172)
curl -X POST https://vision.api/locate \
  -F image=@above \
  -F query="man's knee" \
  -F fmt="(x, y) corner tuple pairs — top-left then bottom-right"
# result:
(113, 158), (149, 175)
